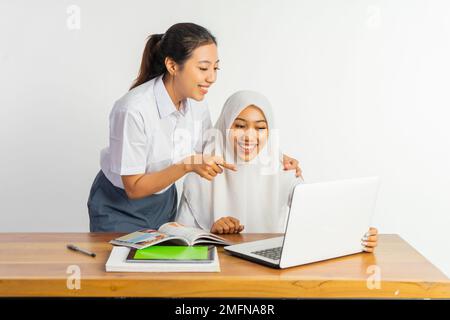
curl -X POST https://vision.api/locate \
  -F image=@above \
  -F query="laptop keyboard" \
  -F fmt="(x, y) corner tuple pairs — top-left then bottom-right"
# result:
(251, 247), (282, 260)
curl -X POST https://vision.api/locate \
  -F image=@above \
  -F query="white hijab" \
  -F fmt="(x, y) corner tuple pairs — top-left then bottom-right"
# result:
(179, 90), (300, 233)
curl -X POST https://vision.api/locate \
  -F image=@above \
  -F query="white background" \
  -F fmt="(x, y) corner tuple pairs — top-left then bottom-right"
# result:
(1, 0), (449, 277)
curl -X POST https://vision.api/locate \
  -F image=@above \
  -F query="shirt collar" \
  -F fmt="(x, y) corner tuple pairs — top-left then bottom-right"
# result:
(154, 75), (189, 119)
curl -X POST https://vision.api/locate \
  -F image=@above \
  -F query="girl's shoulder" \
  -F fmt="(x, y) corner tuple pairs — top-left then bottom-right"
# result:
(113, 79), (157, 114)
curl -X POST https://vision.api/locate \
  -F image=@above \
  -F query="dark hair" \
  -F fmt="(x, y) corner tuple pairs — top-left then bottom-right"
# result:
(130, 23), (217, 90)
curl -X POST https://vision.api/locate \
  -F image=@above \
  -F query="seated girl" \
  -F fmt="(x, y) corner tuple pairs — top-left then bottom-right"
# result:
(176, 91), (378, 252)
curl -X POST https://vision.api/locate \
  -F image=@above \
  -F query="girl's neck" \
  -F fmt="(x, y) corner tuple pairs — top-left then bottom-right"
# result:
(162, 74), (184, 110)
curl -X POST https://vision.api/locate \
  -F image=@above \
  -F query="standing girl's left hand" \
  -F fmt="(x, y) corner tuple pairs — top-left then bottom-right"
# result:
(282, 154), (303, 179)
(362, 227), (378, 253)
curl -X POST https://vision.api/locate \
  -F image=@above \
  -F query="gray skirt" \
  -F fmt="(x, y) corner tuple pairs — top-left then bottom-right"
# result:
(87, 170), (177, 232)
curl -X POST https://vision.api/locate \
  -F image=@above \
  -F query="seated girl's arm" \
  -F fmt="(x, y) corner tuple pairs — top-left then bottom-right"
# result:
(176, 194), (203, 229)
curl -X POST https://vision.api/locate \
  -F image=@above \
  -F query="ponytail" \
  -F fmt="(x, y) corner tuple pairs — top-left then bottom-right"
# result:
(130, 33), (165, 90)
(130, 23), (217, 90)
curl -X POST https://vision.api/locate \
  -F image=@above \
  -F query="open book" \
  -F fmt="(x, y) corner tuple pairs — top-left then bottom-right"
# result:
(109, 222), (232, 249)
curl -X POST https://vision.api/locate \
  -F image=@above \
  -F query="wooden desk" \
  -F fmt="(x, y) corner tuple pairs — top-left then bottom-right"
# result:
(0, 233), (449, 298)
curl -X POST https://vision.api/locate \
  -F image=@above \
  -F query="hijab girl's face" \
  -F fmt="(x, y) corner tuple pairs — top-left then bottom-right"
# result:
(171, 43), (220, 101)
(229, 105), (269, 162)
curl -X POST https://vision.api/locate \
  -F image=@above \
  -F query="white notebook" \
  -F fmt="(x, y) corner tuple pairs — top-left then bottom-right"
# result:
(105, 246), (220, 272)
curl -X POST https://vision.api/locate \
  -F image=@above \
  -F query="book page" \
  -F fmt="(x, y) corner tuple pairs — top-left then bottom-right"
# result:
(158, 222), (228, 245)
(110, 229), (188, 249)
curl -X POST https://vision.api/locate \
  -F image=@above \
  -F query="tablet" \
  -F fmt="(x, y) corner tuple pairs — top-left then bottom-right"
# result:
(126, 245), (215, 263)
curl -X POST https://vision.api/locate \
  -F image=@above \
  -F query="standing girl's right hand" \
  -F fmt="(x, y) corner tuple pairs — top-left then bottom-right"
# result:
(182, 154), (237, 181)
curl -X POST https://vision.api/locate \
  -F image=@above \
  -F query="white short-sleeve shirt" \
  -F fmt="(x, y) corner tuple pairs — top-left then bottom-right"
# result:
(100, 75), (212, 193)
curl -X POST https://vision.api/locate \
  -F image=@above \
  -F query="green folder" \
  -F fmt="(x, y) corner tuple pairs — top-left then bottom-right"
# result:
(133, 246), (209, 261)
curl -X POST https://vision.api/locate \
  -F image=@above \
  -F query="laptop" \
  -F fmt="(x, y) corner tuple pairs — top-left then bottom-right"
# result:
(224, 176), (380, 269)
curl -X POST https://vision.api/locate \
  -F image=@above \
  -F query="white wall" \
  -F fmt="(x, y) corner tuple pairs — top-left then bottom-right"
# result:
(1, 0), (449, 277)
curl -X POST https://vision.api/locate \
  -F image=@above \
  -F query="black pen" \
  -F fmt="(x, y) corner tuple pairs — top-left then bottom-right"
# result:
(67, 244), (96, 257)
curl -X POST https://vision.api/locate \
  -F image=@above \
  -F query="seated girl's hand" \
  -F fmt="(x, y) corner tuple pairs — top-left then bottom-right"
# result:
(362, 227), (378, 253)
(210, 216), (244, 234)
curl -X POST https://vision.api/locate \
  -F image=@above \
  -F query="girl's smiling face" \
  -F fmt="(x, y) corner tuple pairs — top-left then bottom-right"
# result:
(170, 43), (219, 101)
(229, 105), (269, 162)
